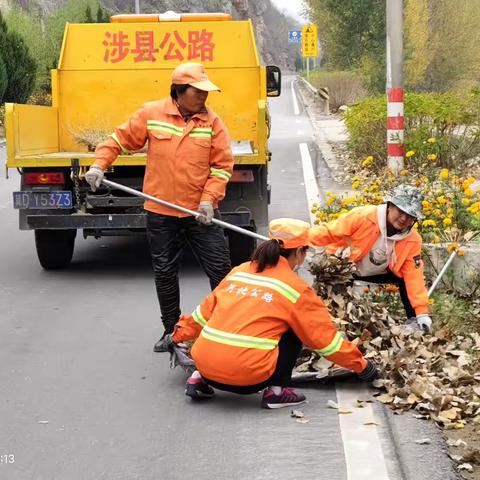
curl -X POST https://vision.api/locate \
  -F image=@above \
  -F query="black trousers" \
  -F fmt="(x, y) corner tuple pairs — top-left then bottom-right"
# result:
(354, 269), (416, 319)
(146, 211), (231, 332)
(203, 329), (303, 395)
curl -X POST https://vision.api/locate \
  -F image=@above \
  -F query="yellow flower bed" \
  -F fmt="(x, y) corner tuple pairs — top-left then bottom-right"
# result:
(311, 142), (480, 241)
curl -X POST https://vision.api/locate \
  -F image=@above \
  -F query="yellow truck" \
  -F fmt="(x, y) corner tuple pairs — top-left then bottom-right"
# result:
(5, 11), (281, 269)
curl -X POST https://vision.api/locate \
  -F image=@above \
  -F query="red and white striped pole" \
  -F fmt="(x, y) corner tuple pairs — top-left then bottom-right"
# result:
(387, 87), (404, 171)
(386, 0), (404, 172)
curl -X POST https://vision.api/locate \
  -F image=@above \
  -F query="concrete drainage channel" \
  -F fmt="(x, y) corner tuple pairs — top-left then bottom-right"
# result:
(293, 77), (459, 480)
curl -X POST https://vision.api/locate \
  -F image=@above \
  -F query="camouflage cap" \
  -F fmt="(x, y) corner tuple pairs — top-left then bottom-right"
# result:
(384, 184), (424, 220)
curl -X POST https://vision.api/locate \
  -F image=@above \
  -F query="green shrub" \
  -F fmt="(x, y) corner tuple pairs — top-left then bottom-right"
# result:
(309, 70), (367, 111)
(1, 31), (36, 103)
(343, 91), (480, 170)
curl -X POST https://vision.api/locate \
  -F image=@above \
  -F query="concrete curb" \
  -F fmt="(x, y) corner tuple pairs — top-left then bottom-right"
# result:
(293, 77), (348, 186)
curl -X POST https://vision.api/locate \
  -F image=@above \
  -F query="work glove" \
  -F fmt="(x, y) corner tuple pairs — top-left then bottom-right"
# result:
(357, 360), (380, 382)
(84, 166), (104, 192)
(416, 314), (432, 333)
(155, 333), (176, 353)
(196, 201), (214, 225)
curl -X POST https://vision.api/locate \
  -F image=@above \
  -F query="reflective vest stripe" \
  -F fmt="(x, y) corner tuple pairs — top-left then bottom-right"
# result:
(147, 120), (183, 136)
(190, 127), (213, 138)
(110, 132), (131, 155)
(315, 332), (344, 357)
(227, 272), (301, 304)
(192, 306), (207, 327)
(210, 167), (231, 182)
(201, 324), (278, 350)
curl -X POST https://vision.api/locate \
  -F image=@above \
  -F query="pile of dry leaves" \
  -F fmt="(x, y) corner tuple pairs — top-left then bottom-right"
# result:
(298, 248), (480, 432)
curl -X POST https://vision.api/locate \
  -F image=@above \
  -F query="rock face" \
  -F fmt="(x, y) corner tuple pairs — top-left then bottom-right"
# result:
(1, 0), (299, 70)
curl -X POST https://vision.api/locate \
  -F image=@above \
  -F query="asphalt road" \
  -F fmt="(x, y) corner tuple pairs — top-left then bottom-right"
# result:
(0, 77), (458, 480)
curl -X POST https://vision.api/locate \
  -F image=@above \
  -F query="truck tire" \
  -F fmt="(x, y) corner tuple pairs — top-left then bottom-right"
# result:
(34, 229), (76, 269)
(227, 227), (256, 267)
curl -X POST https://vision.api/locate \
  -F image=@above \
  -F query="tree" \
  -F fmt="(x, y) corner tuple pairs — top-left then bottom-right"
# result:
(2, 31), (37, 103)
(85, 5), (94, 23)
(0, 55), (7, 104)
(0, 10), (36, 103)
(304, 0), (386, 93)
(96, 6), (108, 23)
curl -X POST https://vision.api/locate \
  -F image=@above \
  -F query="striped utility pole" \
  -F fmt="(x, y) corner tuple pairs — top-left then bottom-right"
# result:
(386, 0), (404, 172)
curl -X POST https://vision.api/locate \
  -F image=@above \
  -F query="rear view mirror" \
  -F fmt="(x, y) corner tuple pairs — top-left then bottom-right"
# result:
(266, 65), (281, 97)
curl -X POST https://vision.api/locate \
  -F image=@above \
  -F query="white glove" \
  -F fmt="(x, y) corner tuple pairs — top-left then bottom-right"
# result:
(416, 314), (432, 332)
(196, 201), (214, 225)
(84, 166), (104, 192)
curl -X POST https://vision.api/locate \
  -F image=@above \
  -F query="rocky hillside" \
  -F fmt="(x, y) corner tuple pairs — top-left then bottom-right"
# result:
(1, 0), (300, 70)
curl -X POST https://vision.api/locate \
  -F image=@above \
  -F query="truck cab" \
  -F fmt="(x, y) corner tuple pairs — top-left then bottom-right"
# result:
(5, 12), (281, 268)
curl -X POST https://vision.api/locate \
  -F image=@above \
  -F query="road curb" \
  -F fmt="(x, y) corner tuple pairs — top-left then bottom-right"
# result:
(293, 78), (346, 180)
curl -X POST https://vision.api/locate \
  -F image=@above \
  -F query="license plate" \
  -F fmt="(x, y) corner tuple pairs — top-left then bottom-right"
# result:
(13, 191), (73, 209)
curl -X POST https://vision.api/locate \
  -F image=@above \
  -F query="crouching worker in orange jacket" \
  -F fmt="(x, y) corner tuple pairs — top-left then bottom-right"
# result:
(158, 218), (379, 409)
(309, 184), (432, 332)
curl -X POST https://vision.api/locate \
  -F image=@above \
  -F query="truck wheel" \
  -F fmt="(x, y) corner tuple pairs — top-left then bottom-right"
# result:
(227, 228), (256, 267)
(34, 229), (76, 269)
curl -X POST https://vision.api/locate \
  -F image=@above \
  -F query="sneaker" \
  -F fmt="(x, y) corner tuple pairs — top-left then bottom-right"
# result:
(185, 376), (215, 399)
(261, 387), (306, 409)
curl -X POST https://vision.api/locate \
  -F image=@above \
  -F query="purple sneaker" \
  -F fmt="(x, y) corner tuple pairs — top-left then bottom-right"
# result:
(185, 376), (215, 399)
(261, 387), (306, 409)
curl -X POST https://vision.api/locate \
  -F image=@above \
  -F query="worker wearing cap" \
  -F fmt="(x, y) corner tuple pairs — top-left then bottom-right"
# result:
(85, 63), (233, 351)
(309, 184), (432, 332)
(158, 218), (378, 409)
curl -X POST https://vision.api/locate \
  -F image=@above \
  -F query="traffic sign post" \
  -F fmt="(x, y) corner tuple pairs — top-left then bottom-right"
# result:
(301, 24), (318, 80)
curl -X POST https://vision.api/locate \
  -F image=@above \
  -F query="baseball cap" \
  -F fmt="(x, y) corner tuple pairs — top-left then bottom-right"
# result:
(171, 62), (220, 92)
(269, 218), (312, 249)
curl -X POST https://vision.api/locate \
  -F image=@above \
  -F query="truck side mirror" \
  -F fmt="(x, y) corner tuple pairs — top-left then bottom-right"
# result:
(266, 65), (281, 97)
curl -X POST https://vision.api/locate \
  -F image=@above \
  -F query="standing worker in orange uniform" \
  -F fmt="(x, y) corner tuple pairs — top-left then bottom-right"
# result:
(84, 63), (234, 351)
(309, 184), (432, 332)
(159, 218), (379, 409)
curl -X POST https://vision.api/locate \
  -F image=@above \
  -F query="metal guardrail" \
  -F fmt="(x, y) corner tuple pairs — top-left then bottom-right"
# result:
(297, 76), (330, 113)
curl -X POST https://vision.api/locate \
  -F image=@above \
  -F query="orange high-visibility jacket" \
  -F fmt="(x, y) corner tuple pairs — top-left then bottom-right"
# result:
(309, 205), (429, 315)
(94, 97), (233, 216)
(172, 257), (367, 386)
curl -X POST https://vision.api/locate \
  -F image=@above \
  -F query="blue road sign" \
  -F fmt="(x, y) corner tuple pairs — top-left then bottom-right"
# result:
(288, 30), (302, 43)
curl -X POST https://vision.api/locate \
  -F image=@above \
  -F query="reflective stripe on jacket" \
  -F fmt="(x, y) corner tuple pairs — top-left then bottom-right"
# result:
(94, 97), (233, 216)
(172, 257), (367, 386)
(309, 205), (429, 315)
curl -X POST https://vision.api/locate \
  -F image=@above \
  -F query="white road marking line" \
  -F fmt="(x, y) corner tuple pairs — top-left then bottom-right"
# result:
(291, 80), (300, 115)
(298, 138), (390, 479)
(336, 383), (390, 479)
(299, 143), (319, 224)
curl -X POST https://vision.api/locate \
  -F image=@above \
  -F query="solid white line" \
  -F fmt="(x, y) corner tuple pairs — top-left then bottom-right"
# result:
(291, 80), (300, 115)
(297, 125), (390, 477)
(336, 383), (391, 480)
(299, 143), (319, 224)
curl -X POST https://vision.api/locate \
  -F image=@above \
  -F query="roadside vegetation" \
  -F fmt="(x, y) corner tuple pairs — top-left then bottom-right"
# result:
(0, 1), (109, 107)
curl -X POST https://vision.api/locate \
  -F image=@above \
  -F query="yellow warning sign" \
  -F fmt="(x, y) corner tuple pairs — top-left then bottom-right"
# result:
(302, 24), (318, 58)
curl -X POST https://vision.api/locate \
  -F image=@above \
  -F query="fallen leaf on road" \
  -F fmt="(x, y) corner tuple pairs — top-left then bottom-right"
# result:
(296, 418), (310, 424)
(363, 422), (379, 426)
(447, 439), (467, 447)
(291, 410), (304, 418)
(414, 438), (431, 445)
(327, 400), (339, 409)
(458, 463), (473, 472)
(338, 409), (352, 414)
